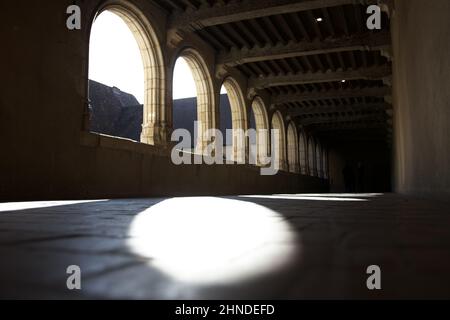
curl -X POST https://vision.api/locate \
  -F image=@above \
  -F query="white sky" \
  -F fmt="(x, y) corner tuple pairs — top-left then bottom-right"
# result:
(89, 11), (226, 102)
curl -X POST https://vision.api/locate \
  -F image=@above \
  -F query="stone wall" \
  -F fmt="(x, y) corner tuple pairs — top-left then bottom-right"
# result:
(392, 0), (450, 197)
(0, 1), (327, 201)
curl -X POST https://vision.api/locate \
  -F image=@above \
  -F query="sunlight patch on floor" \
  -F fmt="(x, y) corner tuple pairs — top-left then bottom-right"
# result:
(127, 197), (299, 285)
(0, 200), (109, 213)
(239, 194), (373, 201)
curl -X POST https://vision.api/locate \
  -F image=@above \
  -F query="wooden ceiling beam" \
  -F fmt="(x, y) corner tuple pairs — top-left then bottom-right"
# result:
(272, 86), (390, 105)
(249, 65), (392, 89)
(218, 32), (391, 67)
(169, 0), (377, 31)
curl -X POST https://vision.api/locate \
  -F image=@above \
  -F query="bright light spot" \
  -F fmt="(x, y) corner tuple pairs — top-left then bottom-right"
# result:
(240, 195), (370, 201)
(316, 17), (323, 22)
(172, 60), (227, 99)
(89, 11), (144, 103)
(341, 80), (346, 83)
(127, 197), (298, 284)
(0, 200), (109, 213)
(173, 58), (197, 99)
(293, 193), (384, 198)
(221, 85), (227, 95)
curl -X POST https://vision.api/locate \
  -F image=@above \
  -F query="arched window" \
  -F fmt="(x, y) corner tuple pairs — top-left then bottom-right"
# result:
(307, 137), (316, 176)
(316, 141), (323, 178)
(271, 111), (287, 171)
(250, 97), (269, 166)
(287, 122), (299, 173)
(219, 86), (233, 161)
(322, 146), (328, 179)
(299, 131), (307, 175)
(88, 5), (165, 145)
(172, 57), (196, 153)
(172, 49), (215, 154)
(220, 78), (247, 163)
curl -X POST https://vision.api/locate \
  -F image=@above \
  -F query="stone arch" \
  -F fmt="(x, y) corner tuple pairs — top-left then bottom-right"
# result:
(271, 111), (287, 171)
(175, 48), (216, 153)
(287, 122), (299, 173)
(250, 96), (269, 166)
(299, 131), (307, 175)
(222, 77), (248, 163)
(307, 136), (316, 176)
(89, 2), (166, 145)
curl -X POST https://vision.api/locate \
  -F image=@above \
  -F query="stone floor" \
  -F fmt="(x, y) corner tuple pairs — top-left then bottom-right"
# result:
(0, 193), (450, 299)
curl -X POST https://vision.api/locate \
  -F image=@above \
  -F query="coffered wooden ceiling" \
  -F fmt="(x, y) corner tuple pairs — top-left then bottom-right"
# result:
(154, 0), (393, 143)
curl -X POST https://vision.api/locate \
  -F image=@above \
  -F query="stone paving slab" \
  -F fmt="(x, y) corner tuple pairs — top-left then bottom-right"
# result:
(0, 194), (450, 299)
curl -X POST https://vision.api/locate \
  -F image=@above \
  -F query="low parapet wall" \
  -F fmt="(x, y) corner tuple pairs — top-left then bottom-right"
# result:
(0, 132), (328, 202)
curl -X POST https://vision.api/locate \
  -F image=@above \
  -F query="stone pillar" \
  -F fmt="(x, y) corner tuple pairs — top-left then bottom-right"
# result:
(141, 121), (170, 146)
